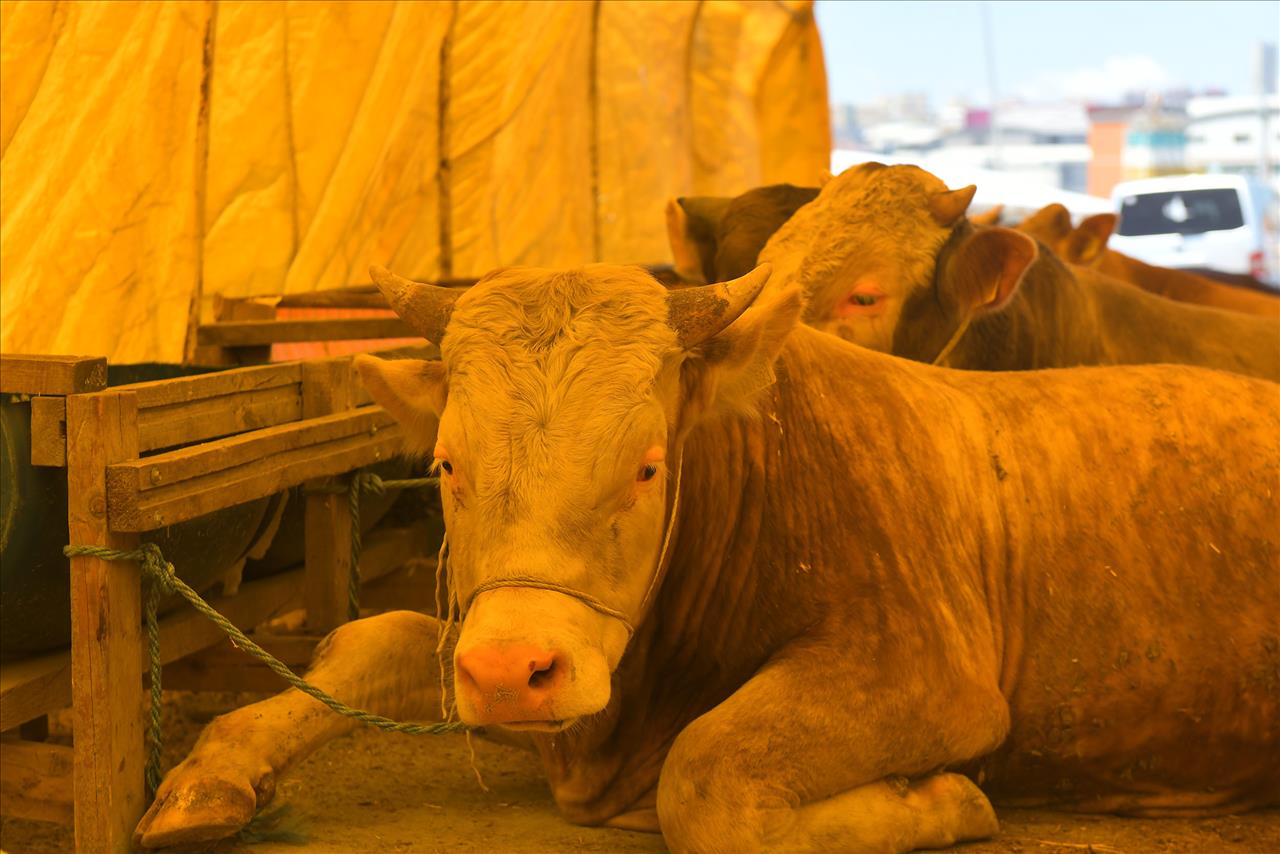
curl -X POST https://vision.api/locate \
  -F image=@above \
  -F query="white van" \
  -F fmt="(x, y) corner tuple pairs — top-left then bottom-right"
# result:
(1108, 174), (1279, 289)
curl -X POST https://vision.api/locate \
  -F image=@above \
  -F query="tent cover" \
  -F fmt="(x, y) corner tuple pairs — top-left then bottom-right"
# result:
(1, 1), (830, 362)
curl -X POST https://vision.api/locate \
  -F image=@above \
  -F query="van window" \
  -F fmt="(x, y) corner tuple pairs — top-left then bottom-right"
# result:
(1116, 189), (1245, 236)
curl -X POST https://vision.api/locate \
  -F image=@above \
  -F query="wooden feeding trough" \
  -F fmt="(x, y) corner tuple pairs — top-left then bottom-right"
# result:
(0, 338), (443, 851)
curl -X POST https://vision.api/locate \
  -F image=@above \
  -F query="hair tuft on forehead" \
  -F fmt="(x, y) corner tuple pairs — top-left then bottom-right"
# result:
(759, 164), (956, 311)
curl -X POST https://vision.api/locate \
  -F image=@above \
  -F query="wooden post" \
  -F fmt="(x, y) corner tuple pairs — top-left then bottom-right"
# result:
(189, 295), (277, 366)
(66, 390), (143, 853)
(302, 359), (355, 633)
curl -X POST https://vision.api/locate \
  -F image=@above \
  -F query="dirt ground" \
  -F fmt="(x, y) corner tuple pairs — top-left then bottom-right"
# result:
(3, 691), (1277, 854)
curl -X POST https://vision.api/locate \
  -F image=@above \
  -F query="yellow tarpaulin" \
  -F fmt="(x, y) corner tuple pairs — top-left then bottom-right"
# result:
(1, 0), (829, 363)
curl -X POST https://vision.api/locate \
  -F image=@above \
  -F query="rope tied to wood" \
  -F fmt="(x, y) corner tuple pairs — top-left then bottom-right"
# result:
(307, 473), (440, 620)
(64, 487), (469, 798)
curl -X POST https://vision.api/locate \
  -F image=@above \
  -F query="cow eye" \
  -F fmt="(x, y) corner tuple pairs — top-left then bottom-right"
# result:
(850, 293), (879, 307)
(638, 463), (659, 482)
(438, 459), (453, 475)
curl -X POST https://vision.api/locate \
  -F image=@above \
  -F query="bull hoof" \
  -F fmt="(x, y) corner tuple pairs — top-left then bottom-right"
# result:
(133, 763), (266, 849)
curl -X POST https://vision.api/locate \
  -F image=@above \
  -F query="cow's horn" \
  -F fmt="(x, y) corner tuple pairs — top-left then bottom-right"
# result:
(929, 185), (977, 227)
(666, 263), (772, 349)
(369, 265), (459, 343)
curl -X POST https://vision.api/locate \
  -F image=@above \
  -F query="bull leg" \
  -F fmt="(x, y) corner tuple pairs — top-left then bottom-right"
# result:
(134, 610), (512, 849)
(657, 647), (1010, 854)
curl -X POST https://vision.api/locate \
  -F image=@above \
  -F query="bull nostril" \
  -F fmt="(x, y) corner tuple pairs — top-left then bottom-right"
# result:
(527, 657), (557, 691)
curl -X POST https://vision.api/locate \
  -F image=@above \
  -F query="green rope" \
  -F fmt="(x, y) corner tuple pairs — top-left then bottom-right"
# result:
(64, 522), (469, 798)
(309, 473), (440, 620)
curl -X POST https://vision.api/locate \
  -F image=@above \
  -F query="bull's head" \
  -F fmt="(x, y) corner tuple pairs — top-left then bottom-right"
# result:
(356, 264), (800, 732)
(1017, 203), (1118, 268)
(757, 163), (1039, 363)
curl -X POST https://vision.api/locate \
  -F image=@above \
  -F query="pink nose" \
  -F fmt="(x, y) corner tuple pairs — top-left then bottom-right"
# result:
(454, 643), (567, 724)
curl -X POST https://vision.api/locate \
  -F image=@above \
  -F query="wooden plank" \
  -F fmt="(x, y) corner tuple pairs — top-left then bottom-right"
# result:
(275, 279), (476, 309)
(0, 565), (308, 733)
(197, 317), (417, 348)
(0, 520), (425, 731)
(29, 364), (305, 466)
(302, 358), (356, 634)
(0, 739), (74, 825)
(121, 361), (300, 408)
(0, 354), (107, 396)
(30, 396), (67, 467)
(66, 390), (144, 853)
(0, 652), (71, 734)
(109, 406), (395, 499)
(105, 407), (403, 531)
(138, 381), (302, 452)
(191, 295), (278, 366)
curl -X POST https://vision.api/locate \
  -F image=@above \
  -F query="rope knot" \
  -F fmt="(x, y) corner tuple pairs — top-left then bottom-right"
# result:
(353, 471), (387, 498)
(138, 541), (179, 595)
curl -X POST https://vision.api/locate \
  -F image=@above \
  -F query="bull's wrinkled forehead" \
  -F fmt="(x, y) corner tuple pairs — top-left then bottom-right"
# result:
(443, 264), (675, 367)
(758, 163), (954, 300)
(438, 264), (676, 459)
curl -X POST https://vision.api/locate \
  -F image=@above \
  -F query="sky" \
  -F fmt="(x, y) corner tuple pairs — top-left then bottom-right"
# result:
(815, 0), (1280, 106)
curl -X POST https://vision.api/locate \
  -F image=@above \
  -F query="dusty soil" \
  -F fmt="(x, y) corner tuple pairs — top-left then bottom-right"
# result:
(3, 691), (1277, 853)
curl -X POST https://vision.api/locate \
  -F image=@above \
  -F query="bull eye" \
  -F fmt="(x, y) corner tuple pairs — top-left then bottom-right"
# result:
(638, 463), (659, 482)
(439, 459), (454, 475)
(850, 293), (879, 307)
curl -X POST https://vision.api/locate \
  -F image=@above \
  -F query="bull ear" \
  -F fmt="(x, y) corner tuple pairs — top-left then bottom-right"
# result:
(679, 286), (804, 431)
(666, 196), (731, 284)
(970, 204), (1003, 227)
(1025, 203), (1072, 240)
(940, 227), (1038, 316)
(354, 356), (445, 457)
(1063, 213), (1117, 265)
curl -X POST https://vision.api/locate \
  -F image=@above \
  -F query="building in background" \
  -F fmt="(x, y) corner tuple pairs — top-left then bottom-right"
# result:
(1119, 105), (1188, 182)
(1185, 95), (1280, 184)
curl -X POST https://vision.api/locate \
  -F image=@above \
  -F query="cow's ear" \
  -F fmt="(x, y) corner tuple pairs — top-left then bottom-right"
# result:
(1064, 213), (1116, 265)
(1018, 203), (1071, 243)
(679, 287), (804, 430)
(970, 204), (1004, 226)
(940, 227), (1038, 316)
(354, 356), (445, 457)
(666, 196), (731, 284)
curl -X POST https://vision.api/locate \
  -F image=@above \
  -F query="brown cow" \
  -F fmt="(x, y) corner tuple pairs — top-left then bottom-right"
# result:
(667, 184), (820, 283)
(137, 263), (1279, 853)
(1017, 203), (1280, 319)
(669, 165), (1280, 379)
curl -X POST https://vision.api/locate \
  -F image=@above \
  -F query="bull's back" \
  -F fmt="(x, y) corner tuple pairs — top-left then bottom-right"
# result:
(1083, 270), (1280, 382)
(963, 364), (1280, 813)
(1101, 250), (1280, 319)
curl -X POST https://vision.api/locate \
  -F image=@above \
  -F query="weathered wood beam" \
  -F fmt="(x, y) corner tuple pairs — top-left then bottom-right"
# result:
(197, 317), (416, 347)
(302, 358), (356, 633)
(66, 390), (145, 852)
(105, 406), (403, 531)
(30, 363), (306, 466)
(0, 739), (74, 825)
(0, 354), (107, 396)
(0, 563), (309, 732)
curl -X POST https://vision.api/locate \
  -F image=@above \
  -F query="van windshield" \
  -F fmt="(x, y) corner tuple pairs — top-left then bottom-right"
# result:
(1116, 189), (1245, 236)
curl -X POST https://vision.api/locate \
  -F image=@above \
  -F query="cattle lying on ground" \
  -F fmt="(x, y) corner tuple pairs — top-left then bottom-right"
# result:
(669, 165), (1280, 380)
(137, 263), (1280, 853)
(1016, 203), (1280, 319)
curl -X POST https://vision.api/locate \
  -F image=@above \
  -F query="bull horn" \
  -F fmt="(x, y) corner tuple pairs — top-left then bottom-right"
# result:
(666, 263), (772, 349)
(929, 185), (977, 227)
(369, 265), (459, 343)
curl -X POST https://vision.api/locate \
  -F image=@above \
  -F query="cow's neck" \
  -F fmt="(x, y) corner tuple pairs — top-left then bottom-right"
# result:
(530, 344), (857, 826)
(949, 252), (1105, 370)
